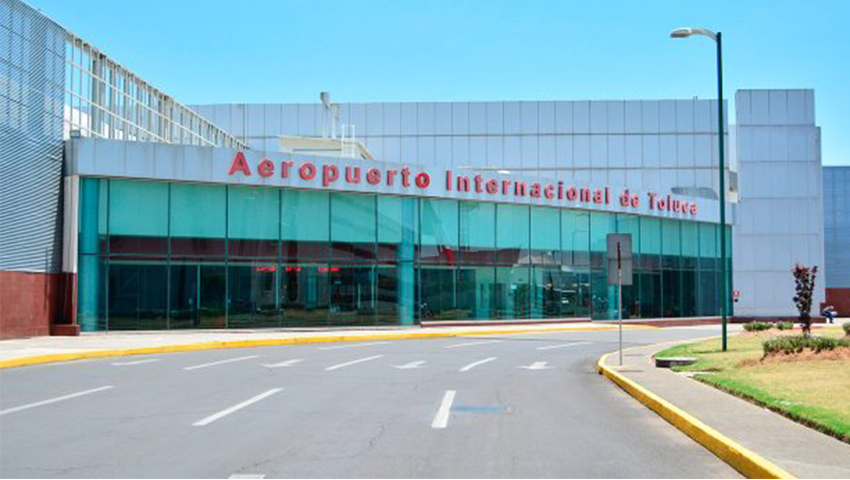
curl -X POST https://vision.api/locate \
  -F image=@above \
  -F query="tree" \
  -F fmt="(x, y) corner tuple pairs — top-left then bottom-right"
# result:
(792, 263), (818, 337)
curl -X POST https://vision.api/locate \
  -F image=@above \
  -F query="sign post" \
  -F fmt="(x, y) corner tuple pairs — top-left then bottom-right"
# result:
(607, 234), (633, 366)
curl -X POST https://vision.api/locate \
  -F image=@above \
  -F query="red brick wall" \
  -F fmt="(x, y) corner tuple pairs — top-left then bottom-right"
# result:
(0, 271), (71, 339)
(824, 288), (850, 318)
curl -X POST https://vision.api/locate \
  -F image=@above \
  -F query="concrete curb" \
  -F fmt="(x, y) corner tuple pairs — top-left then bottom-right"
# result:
(597, 351), (795, 479)
(0, 324), (654, 369)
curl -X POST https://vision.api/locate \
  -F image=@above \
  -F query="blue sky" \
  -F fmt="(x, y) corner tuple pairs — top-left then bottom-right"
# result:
(28, 0), (849, 165)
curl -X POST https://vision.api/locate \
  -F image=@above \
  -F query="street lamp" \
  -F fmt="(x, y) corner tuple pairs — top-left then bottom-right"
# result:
(670, 27), (728, 352)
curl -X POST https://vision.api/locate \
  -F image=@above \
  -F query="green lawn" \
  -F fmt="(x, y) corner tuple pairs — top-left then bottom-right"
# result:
(657, 326), (850, 443)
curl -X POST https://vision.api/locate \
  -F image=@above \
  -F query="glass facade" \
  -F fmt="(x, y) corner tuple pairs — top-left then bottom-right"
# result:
(76, 178), (730, 330)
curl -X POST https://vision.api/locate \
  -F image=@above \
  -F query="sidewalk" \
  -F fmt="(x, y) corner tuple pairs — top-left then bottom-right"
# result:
(0, 321), (624, 365)
(602, 341), (850, 479)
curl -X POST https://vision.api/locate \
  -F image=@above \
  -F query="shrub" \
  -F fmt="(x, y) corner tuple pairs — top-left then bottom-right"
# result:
(776, 321), (794, 331)
(744, 321), (773, 332)
(792, 263), (818, 336)
(763, 335), (850, 356)
(843, 322), (850, 336)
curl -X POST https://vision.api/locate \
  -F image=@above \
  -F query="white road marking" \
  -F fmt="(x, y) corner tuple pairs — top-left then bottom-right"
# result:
(261, 359), (303, 368)
(111, 358), (161, 366)
(325, 355), (384, 371)
(393, 360), (426, 370)
(192, 388), (283, 427)
(459, 357), (497, 372)
(183, 355), (259, 371)
(536, 341), (591, 350)
(519, 361), (552, 370)
(229, 475), (265, 479)
(0, 386), (114, 416)
(319, 341), (389, 350)
(445, 340), (503, 349)
(431, 390), (456, 429)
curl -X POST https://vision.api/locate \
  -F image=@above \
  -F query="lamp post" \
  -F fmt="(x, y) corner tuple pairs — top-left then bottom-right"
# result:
(670, 27), (728, 352)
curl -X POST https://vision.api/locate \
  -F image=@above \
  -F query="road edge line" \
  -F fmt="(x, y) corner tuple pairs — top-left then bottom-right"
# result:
(597, 351), (795, 479)
(0, 324), (657, 370)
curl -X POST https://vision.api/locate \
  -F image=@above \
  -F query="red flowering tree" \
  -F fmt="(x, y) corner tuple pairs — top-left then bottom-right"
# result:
(792, 263), (818, 337)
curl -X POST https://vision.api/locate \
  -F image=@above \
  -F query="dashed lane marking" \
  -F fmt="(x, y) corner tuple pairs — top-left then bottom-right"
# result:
(193, 388), (283, 427)
(431, 390), (456, 429)
(536, 341), (591, 350)
(459, 357), (497, 372)
(325, 355), (384, 371)
(393, 360), (426, 369)
(261, 359), (303, 368)
(0, 386), (114, 416)
(319, 341), (389, 350)
(111, 359), (161, 366)
(445, 340), (503, 349)
(183, 355), (259, 371)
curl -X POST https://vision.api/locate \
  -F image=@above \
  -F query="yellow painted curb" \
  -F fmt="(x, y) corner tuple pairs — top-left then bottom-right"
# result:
(0, 324), (656, 369)
(597, 352), (795, 479)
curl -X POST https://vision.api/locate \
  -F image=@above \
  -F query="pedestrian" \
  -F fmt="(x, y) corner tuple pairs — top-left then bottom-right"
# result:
(821, 305), (836, 324)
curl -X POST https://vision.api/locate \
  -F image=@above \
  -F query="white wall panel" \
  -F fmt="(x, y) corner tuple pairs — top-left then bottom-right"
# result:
(469, 136), (486, 167)
(486, 136), (503, 167)
(469, 102), (486, 134)
(521, 135), (538, 175)
(366, 103), (384, 136)
(768, 90), (788, 125)
(452, 103), (469, 135)
(590, 135), (607, 167)
(504, 102), (521, 134)
(675, 100), (694, 133)
(625, 136), (641, 168)
(590, 101), (607, 133)
(750, 91), (769, 125)
(555, 135), (573, 169)
(401, 103), (417, 134)
(641, 101), (660, 133)
(504, 135), (521, 167)
(659, 135), (676, 168)
(624, 101), (642, 133)
(384, 103), (401, 135)
(608, 135), (625, 168)
(347, 103), (365, 136)
(555, 101), (573, 133)
(435, 103), (452, 135)
(695, 100), (711, 133)
(416, 136), (435, 164)
(265, 104), (282, 136)
(538, 135), (556, 167)
(539, 101), (555, 134)
(677, 135), (695, 168)
(282, 104), (298, 135)
(417, 103), (435, 135)
(607, 101), (625, 134)
(383, 136), (401, 163)
(573, 135), (591, 168)
(435, 136), (451, 166)
(520, 101), (538, 134)
(486, 102), (504, 134)
(452, 136), (470, 166)
(573, 101), (590, 134)
(659, 100), (676, 132)
(643, 136), (660, 168)
(694, 135), (712, 167)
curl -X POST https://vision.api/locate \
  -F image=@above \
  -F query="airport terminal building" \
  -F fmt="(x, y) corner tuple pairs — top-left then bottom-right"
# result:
(0, 0), (839, 337)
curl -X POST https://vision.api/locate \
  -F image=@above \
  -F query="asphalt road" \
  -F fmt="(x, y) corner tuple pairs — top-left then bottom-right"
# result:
(0, 326), (741, 478)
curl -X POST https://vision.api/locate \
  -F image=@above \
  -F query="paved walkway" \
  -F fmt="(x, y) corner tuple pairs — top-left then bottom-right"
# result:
(0, 322), (622, 362)
(603, 341), (850, 479)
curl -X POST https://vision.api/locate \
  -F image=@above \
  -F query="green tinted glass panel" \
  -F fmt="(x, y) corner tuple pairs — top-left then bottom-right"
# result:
(170, 183), (226, 238)
(681, 222), (699, 257)
(282, 189), (329, 241)
(109, 180), (168, 236)
(616, 214), (640, 252)
(496, 204), (529, 249)
(228, 186), (279, 240)
(331, 192), (376, 243)
(590, 211), (615, 252)
(421, 199), (458, 247)
(561, 210), (590, 259)
(699, 223), (718, 258)
(661, 219), (681, 256)
(640, 217), (661, 255)
(531, 206), (560, 250)
(459, 201), (495, 249)
(377, 196), (402, 244)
